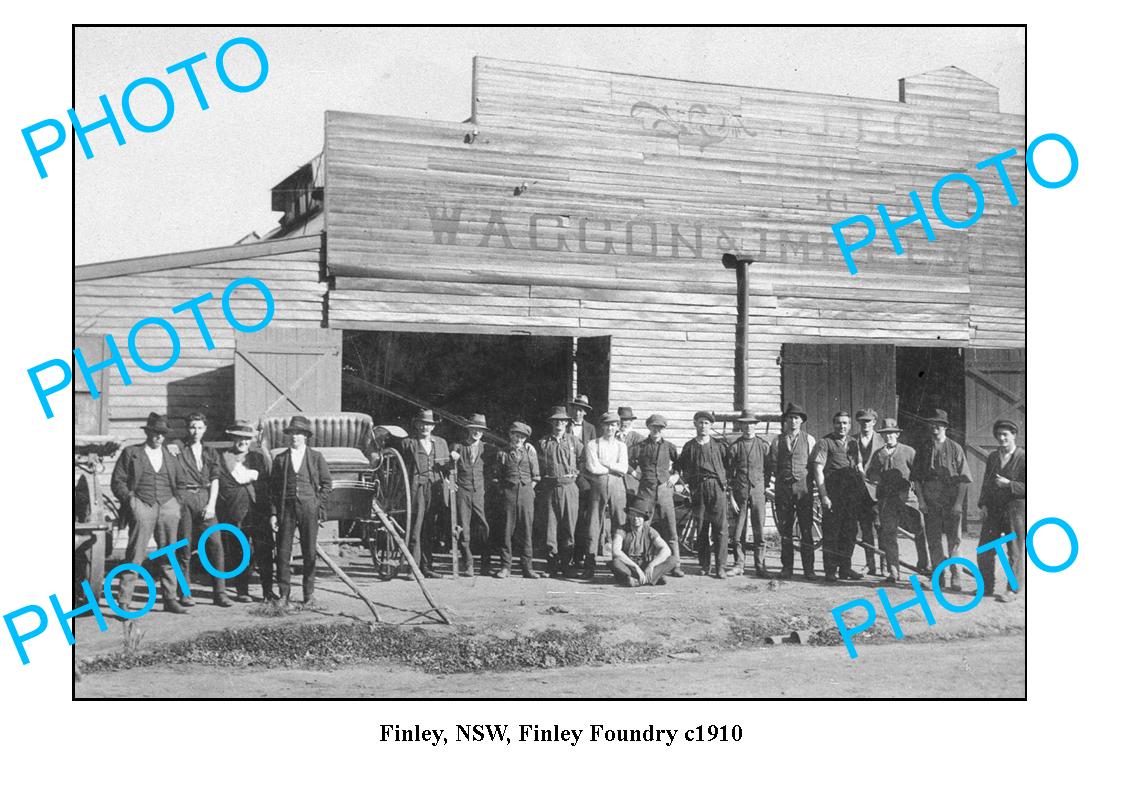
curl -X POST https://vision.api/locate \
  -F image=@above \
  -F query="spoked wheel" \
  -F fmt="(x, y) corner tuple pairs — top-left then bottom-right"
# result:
(369, 447), (411, 579)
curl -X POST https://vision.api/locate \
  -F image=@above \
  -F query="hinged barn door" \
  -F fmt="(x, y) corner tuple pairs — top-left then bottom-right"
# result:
(235, 326), (342, 421)
(964, 348), (1026, 520)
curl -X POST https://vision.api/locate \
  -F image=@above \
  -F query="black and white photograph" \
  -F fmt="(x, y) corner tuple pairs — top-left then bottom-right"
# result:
(66, 25), (1032, 699)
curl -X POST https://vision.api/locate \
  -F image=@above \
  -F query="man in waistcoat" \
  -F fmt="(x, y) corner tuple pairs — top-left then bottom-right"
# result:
(866, 418), (926, 583)
(487, 421), (541, 579)
(630, 414), (685, 578)
(977, 420), (1026, 603)
(766, 402), (817, 580)
(268, 415), (332, 609)
(535, 406), (581, 577)
(676, 411), (730, 578)
(569, 394), (597, 569)
(173, 412), (227, 606)
(216, 421), (275, 602)
(583, 412), (630, 579)
(914, 409), (973, 591)
(725, 410), (771, 577)
(400, 409), (454, 579)
(853, 408), (885, 577)
(812, 411), (866, 582)
(110, 413), (189, 614)
(449, 414), (489, 577)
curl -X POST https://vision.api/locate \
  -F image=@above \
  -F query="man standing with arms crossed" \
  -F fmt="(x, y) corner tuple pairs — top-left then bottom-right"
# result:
(583, 412), (630, 579)
(216, 421), (275, 602)
(767, 403), (817, 580)
(676, 411), (729, 578)
(914, 409), (973, 591)
(630, 414), (685, 578)
(812, 411), (865, 582)
(725, 410), (771, 577)
(866, 418), (926, 583)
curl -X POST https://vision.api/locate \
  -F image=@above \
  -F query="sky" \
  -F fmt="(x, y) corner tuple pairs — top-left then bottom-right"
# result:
(73, 26), (1025, 264)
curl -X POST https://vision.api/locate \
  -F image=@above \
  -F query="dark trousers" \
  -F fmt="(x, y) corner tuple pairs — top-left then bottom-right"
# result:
(409, 480), (444, 573)
(821, 478), (861, 576)
(585, 474), (627, 556)
(774, 480), (815, 573)
(691, 479), (728, 569)
(177, 488), (221, 596)
(276, 495), (318, 601)
(536, 479), (579, 562)
(219, 500), (274, 597)
(857, 500), (880, 572)
(118, 496), (181, 609)
(453, 488), (481, 569)
(572, 475), (592, 565)
(978, 500), (1027, 594)
(610, 554), (680, 586)
(878, 497), (927, 574)
(920, 483), (964, 581)
(730, 485), (766, 564)
(489, 483), (535, 568)
(638, 482), (678, 545)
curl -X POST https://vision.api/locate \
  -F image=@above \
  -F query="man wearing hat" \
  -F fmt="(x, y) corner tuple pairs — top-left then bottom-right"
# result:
(725, 410), (771, 577)
(567, 394), (597, 447)
(675, 411), (730, 578)
(449, 414), (490, 577)
(610, 494), (677, 587)
(766, 403), (817, 579)
(853, 408), (885, 577)
(866, 418), (927, 583)
(216, 421), (275, 601)
(173, 412), (227, 606)
(913, 409), (973, 591)
(568, 394), (597, 570)
(535, 407), (582, 576)
(582, 412), (630, 578)
(615, 406), (645, 496)
(976, 420), (1026, 602)
(110, 413), (189, 614)
(268, 415), (332, 608)
(629, 414), (684, 577)
(811, 411), (866, 582)
(400, 409), (455, 579)
(487, 421), (541, 578)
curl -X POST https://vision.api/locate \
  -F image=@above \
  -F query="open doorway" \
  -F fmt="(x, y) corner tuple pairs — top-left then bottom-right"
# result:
(341, 330), (611, 440)
(894, 347), (966, 452)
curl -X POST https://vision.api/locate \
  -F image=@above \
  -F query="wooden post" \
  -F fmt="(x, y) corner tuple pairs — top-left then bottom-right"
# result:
(721, 253), (754, 411)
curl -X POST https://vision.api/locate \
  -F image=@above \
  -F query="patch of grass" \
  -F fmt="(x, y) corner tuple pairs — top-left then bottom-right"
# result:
(81, 623), (664, 675)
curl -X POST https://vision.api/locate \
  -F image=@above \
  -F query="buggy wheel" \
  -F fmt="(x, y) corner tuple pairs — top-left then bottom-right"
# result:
(369, 447), (411, 576)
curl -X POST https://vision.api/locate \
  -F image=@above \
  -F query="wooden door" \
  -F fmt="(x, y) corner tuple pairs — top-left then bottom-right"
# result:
(781, 344), (897, 439)
(235, 326), (342, 421)
(576, 336), (612, 416)
(964, 348), (1026, 520)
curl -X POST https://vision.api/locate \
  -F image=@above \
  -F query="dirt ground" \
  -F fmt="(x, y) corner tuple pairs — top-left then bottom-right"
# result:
(74, 535), (1026, 699)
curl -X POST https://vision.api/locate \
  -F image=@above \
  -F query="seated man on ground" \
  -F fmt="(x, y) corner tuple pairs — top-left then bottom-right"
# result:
(611, 494), (678, 587)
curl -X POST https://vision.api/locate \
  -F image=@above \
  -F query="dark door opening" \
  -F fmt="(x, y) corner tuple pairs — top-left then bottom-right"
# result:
(341, 330), (610, 441)
(895, 347), (966, 453)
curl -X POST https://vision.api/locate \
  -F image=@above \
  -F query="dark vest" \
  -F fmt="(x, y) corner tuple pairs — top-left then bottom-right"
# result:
(775, 432), (810, 484)
(283, 451), (316, 501)
(455, 442), (487, 493)
(498, 447), (535, 486)
(135, 449), (174, 505)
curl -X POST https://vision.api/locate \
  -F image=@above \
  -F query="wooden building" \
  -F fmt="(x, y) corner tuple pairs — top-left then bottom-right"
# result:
(76, 57), (1025, 516)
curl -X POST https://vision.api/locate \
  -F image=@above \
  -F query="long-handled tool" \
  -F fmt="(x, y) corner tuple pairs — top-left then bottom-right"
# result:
(853, 539), (931, 577)
(315, 541), (381, 622)
(371, 500), (452, 625)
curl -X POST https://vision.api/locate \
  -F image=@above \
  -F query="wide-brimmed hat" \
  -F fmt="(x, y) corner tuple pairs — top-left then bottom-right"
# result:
(781, 402), (807, 421)
(992, 419), (1019, 436)
(413, 409), (437, 426)
(225, 420), (256, 439)
(464, 413), (488, 430)
(855, 408), (878, 422)
(509, 421), (532, 438)
(568, 394), (593, 412)
(693, 410), (715, 423)
(925, 409), (951, 427)
(598, 411), (620, 426)
(284, 415), (314, 437)
(626, 493), (653, 518)
(646, 413), (668, 428)
(876, 418), (902, 435)
(547, 405), (571, 421)
(141, 412), (171, 434)
(617, 406), (636, 421)
(734, 409), (759, 425)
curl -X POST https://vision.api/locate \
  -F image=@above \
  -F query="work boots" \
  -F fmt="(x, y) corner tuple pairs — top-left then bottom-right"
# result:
(753, 545), (770, 578)
(668, 540), (685, 577)
(521, 557), (540, 580)
(581, 554), (597, 580)
(730, 543), (745, 577)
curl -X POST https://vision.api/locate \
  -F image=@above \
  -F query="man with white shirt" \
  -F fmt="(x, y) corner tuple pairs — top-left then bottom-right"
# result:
(269, 415), (332, 609)
(582, 412), (630, 579)
(174, 412), (226, 606)
(217, 421), (275, 602)
(110, 413), (188, 614)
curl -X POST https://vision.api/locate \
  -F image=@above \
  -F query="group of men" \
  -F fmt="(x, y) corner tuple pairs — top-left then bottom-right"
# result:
(111, 412), (330, 613)
(108, 396), (1027, 614)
